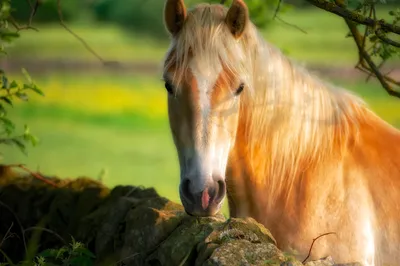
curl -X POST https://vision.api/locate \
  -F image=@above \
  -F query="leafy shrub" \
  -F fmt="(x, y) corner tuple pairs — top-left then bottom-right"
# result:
(0, 0), (44, 158)
(91, 0), (284, 40)
(92, 0), (168, 39)
(0, 237), (95, 266)
(10, 0), (84, 23)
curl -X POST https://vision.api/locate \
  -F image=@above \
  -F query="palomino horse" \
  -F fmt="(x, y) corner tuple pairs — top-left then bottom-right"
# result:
(162, 0), (400, 265)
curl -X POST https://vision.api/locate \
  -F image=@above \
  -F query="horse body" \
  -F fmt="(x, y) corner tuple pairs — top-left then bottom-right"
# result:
(162, 1), (400, 265)
(228, 106), (400, 264)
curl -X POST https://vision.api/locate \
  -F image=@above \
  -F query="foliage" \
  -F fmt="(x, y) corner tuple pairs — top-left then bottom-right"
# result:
(33, 237), (95, 266)
(10, 0), (84, 23)
(346, 1), (400, 63)
(92, 0), (171, 39)
(91, 0), (292, 39)
(367, 8), (400, 62)
(220, 0), (294, 28)
(0, 237), (95, 266)
(0, 0), (44, 158)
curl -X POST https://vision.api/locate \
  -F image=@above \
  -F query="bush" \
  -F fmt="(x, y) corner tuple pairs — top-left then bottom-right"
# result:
(91, 0), (281, 40)
(10, 0), (84, 23)
(0, 0), (44, 158)
(92, 0), (168, 39)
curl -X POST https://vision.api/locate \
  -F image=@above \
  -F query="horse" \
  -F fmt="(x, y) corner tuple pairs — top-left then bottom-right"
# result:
(161, 0), (400, 265)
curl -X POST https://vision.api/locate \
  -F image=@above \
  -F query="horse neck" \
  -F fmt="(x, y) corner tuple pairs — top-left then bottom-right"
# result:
(231, 38), (366, 204)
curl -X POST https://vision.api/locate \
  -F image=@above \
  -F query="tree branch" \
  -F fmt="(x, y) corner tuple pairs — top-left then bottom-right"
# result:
(56, 0), (117, 66)
(0, 223), (14, 248)
(304, 0), (400, 35)
(302, 232), (337, 264)
(24, 227), (66, 245)
(271, 0), (307, 34)
(375, 28), (400, 48)
(332, 0), (400, 98)
(7, 164), (59, 187)
(7, 0), (117, 66)
(0, 201), (27, 254)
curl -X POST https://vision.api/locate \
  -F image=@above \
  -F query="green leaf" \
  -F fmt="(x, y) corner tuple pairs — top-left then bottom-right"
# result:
(24, 83), (45, 96)
(21, 68), (33, 84)
(73, 247), (96, 258)
(38, 248), (59, 258)
(0, 96), (12, 106)
(11, 138), (26, 153)
(15, 91), (29, 101)
(69, 256), (94, 266)
(0, 29), (19, 43)
(22, 125), (39, 146)
(9, 80), (18, 89)
(369, 34), (377, 41)
(0, 116), (15, 134)
(55, 247), (68, 259)
(34, 256), (46, 266)
(1, 74), (8, 89)
(0, 103), (7, 115)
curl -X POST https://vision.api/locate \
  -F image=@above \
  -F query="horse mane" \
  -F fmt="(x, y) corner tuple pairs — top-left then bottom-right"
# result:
(163, 3), (373, 205)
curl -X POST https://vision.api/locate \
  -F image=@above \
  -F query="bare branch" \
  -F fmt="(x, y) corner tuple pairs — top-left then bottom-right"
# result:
(56, 0), (114, 66)
(29, 0), (40, 26)
(271, 0), (307, 34)
(24, 227), (66, 245)
(0, 223), (14, 248)
(0, 201), (27, 254)
(8, 16), (38, 32)
(7, 0), (39, 32)
(302, 232), (337, 264)
(7, 0), (118, 66)
(7, 164), (59, 187)
(273, 0), (282, 19)
(275, 16), (308, 34)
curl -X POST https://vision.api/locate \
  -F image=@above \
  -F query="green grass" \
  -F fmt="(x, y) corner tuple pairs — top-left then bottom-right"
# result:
(6, 7), (399, 66)
(1, 71), (399, 218)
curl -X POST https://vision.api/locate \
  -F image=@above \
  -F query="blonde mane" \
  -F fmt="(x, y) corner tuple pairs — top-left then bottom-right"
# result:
(163, 3), (371, 205)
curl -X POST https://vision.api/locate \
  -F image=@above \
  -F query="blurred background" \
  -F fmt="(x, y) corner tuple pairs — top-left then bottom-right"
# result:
(1, 0), (399, 211)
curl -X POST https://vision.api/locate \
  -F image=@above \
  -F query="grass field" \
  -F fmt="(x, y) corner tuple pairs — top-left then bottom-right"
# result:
(2, 71), (400, 213)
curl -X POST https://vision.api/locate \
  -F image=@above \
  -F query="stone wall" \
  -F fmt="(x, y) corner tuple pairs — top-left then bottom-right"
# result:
(0, 167), (361, 266)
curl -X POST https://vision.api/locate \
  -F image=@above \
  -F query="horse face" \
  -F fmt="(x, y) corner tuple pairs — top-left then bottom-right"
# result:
(163, 0), (249, 216)
(165, 62), (244, 216)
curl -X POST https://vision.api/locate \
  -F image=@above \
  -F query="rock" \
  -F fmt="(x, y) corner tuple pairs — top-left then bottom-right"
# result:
(0, 167), (364, 266)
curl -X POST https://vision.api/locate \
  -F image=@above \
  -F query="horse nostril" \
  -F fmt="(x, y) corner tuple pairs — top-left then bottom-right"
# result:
(214, 179), (226, 204)
(181, 179), (195, 204)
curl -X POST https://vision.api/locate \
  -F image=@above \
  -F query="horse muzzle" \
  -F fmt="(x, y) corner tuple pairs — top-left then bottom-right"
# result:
(179, 176), (226, 216)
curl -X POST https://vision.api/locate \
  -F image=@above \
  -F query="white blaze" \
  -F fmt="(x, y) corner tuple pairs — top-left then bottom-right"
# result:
(179, 61), (232, 193)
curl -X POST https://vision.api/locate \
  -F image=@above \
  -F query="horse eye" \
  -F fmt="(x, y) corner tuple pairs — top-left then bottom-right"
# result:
(235, 83), (245, 96)
(165, 82), (174, 94)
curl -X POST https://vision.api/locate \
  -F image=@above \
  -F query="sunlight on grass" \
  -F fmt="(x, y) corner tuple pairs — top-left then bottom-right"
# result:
(9, 72), (168, 119)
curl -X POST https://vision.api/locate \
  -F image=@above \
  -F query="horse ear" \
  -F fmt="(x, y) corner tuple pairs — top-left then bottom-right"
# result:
(164, 0), (187, 35)
(225, 0), (249, 39)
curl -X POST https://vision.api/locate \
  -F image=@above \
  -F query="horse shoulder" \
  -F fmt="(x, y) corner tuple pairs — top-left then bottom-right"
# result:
(350, 110), (400, 181)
